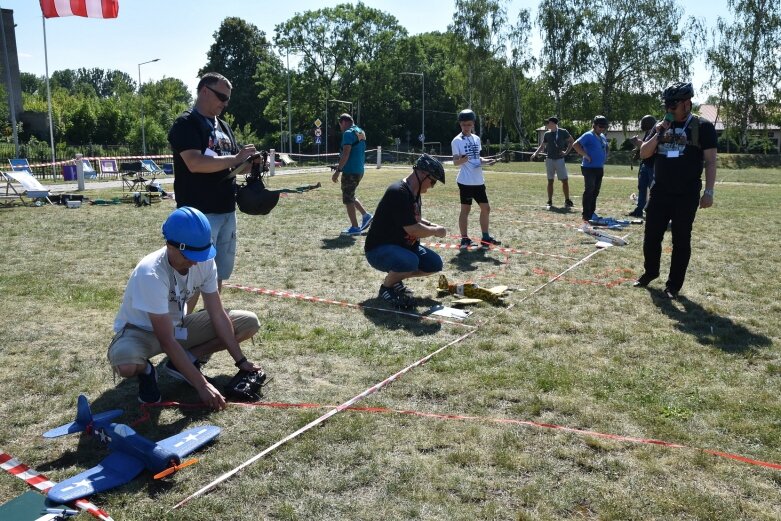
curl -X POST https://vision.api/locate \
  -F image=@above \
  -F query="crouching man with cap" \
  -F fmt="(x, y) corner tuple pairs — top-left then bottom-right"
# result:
(364, 154), (447, 309)
(107, 207), (263, 408)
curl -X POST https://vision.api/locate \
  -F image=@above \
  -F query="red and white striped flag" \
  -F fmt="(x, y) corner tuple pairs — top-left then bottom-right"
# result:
(40, 0), (119, 19)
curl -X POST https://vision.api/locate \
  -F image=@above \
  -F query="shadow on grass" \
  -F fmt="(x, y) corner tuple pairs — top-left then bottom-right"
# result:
(546, 205), (575, 215)
(359, 296), (443, 335)
(448, 248), (505, 272)
(651, 291), (772, 354)
(321, 235), (359, 249)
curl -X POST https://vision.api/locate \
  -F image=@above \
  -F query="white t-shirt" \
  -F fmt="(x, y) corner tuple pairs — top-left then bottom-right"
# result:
(451, 133), (484, 185)
(113, 247), (219, 333)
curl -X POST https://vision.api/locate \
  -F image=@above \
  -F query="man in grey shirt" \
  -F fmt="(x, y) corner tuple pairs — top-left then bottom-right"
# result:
(532, 116), (574, 209)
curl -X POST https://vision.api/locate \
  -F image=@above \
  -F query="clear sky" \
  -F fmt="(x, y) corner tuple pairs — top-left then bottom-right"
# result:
(3, 0), (729, 102)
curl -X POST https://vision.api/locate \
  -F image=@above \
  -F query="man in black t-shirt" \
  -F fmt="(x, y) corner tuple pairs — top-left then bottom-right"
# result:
(168, 72), (259, 307)
(364, 154), (447, 309)
(634, 82), (717, 299)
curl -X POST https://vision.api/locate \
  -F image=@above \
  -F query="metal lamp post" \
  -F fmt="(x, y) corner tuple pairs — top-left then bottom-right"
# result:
(138, 58), (160, 156)
(401, 72), (424, 151)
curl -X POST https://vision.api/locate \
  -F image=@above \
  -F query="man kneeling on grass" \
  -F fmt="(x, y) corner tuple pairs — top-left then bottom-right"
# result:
(364, 154), (447, 309)
(107, 206), (264, 409)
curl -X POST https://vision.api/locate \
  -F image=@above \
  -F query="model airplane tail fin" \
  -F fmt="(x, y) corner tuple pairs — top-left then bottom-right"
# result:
(43, 395), (124, 439)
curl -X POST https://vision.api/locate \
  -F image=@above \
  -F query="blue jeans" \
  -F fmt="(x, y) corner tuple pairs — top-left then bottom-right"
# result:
(205, 211), (237, 280)
(365, 244), (443, 274)
(634, 163), (654, 213)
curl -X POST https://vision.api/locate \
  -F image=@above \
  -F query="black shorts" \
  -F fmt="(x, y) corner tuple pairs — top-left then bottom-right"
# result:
(457, 183), (489, 205)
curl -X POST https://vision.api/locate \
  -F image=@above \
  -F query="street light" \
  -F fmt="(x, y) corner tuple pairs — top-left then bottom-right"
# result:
(280, 102), (287, 152)
(400, 72), (424, 151)
(138, 58), (160, 156)
(327, 98), (354, 158)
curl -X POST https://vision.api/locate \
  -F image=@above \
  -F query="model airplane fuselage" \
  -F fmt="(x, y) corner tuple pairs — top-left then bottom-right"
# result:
(42, 395), (220, 504)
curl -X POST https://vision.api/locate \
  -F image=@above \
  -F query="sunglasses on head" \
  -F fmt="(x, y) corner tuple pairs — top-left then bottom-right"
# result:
(205, 85), (230, 103)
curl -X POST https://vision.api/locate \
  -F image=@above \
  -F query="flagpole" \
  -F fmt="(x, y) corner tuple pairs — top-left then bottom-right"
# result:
(41, 15), (56, 178)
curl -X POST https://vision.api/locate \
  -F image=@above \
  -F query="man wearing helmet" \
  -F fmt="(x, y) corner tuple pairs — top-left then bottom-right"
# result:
(451, 109), (501, 249)
(634, 82), (717, 299)
(627, 115), (657, 218)
(364, 154), (447, 309)
(107, 207), (264, 408)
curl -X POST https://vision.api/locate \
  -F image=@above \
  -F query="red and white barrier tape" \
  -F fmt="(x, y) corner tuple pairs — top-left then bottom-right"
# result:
(0, 450), (114, 521)
(170, 329), (476, 510)
(23, 155), (174, 170)
(420, 241), (576, 260)
(223, 283), (475, 329)
(139, 401), (781, 472)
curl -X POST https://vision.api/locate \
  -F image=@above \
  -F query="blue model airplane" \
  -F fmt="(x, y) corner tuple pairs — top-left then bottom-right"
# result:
(42, 395), (220, 504)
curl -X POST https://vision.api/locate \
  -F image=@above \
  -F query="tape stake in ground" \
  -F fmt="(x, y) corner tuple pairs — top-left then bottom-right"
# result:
(0, 450), (114, 521)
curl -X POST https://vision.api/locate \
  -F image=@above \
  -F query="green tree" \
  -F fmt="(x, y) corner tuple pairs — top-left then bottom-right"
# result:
(200, 17), (275, 136)
(535, 0), (589, 118)
(448, 0), (509, 133)
(20, 72), (44, 95)
(706, 0), (781, 150)
(274, 3), (407, 152)
(579, 0), (705, 121)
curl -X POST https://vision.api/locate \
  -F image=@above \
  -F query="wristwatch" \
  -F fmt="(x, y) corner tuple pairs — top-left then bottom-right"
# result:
(703, 189), (714, 197)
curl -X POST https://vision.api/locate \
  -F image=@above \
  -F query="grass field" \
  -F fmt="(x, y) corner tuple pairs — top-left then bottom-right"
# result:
(1, 163), (780, 520)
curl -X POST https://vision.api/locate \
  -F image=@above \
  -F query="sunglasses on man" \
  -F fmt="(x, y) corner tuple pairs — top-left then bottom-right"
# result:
(205, 85), (230, 103)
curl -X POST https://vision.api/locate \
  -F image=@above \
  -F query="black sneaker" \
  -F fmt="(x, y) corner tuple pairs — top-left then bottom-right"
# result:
(633, 273), (658, 287)
(626, 210), (643, 218)
(459, 237), (474, 250)
(565, 199), (574, 208)
(662, 287), (679, 299)
(480, 236), (501, 248)
(546, 200), (552, 209)
(378, 284), (414, 309)
(164, 359), (217, 387)
(137, 361), (161, 404)
(392, 281), (414, 296)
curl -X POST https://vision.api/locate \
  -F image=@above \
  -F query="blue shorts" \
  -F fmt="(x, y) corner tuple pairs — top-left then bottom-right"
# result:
(365, 244), (443, 274)
(205, 211), (237, 280)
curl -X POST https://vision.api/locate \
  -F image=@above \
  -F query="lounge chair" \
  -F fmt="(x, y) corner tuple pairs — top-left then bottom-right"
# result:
(140, 159), (164, 176)
(81, 159), (98, 179)
(99, 159), (120, 178)
(1, 170), (53, 206)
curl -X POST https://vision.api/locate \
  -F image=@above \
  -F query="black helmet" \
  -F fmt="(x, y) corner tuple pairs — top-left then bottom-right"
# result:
(414, 154), (445, 184)
(457, 109), (476, 122)
(662, 82), (694, 103)
(640, 115), (657, 132)
(236, 178), (280, 215)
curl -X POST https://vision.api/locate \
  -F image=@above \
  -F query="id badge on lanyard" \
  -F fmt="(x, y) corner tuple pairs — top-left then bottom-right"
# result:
(173, 275), (189, 340)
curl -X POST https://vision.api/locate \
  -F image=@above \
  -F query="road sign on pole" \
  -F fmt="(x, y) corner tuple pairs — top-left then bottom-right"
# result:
(315, 136), (322, 144)
(418, 133), (425, 143)
(295, 134), (304, 144)
(314, 118), (322, 128)
(314, 128), (322, 137)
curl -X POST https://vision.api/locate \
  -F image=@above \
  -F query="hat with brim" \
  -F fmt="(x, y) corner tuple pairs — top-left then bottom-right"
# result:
(162, 207), (217, 262)
(546, 116), (559, 124)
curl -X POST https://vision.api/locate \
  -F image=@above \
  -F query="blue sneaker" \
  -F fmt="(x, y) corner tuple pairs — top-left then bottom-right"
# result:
(360, 213), (373, 231)
(137, 361), (161, 404)
(341, 226), (362, 236)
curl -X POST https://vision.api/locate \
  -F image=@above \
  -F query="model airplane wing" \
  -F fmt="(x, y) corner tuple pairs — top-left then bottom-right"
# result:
(156, 426), (221, 459)
(47, 452), (144, 504)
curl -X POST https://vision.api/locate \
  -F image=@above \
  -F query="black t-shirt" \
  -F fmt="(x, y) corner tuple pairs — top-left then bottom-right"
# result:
(364, 180), (420, 252)
(168, 108), (239, 214)
(653, 116), (717, 194)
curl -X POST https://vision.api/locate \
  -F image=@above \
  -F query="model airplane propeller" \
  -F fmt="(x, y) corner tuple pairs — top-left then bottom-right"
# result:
(42, 395), (220, 503)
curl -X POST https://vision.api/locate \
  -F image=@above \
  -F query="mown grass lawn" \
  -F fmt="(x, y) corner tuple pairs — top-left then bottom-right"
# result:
(0, 163), (779, 520)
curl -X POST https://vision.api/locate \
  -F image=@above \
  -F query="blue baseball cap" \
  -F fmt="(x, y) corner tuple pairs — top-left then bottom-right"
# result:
(162, 207), (216, 262)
